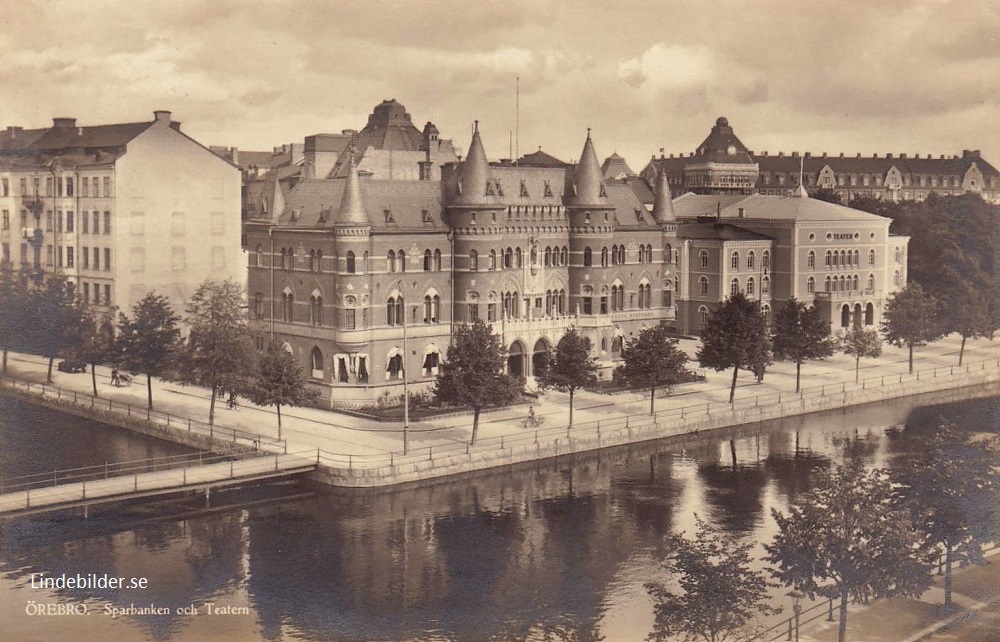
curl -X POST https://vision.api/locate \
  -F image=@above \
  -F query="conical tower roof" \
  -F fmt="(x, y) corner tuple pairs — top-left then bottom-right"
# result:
(569, 130), (606, 206)
(335, 151), (369, 226)
(452, 121), (496, 206)
(651, 169), (676, 223)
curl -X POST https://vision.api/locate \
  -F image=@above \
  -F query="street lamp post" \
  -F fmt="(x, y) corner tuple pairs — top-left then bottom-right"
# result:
(399, 282), (409, 455)
(787, 590), (804, 642)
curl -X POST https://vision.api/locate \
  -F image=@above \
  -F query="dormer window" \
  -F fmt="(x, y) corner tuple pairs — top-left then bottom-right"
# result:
(543, 181), (553, 197)
(520, 180), (529, 197)
(727, 145), (736, 156)
(421, 209), (432, 223)
(598, 184), (607, 197)
(384, 208), (394, 223)
(636, 208), (644, 221)
(485, 181), (495, 196)
(495, 180), (503, 196)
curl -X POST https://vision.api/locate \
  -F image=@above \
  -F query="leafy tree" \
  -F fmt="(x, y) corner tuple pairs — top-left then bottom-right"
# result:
(811, 188), (843, 205)
(178, 279), (257, 426)
(119, 292), (181, 409)
(246, 339), (319, 439)
(79, 310), (119, 397)
(697, 293), (771, 403)
(772, 298), (836, 392)
(841, 326), (882, 383)
(536, 327), (598, 429)
(646, 518), (779, 642)
(0, 264), (31, 374)
(766, 462), (933, 642)
(433, 319), (521, 445)
(27, 274), (85, 383)
(942, 279), (993, 366)
(617, 322), (692, 415)
(891, 422), (1000, 608)
(882, 283), (942, 374)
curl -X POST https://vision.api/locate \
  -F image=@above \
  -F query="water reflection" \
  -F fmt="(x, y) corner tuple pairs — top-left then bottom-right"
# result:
(0, 393), (996, 641)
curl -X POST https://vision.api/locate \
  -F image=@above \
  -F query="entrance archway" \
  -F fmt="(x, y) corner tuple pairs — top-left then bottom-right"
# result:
(532, 338), (551, 378)
(841, 304), (851, 329)
(853, 303), (863, 329)
(507, 341), (526, 379)
(865, 303), (875, 326)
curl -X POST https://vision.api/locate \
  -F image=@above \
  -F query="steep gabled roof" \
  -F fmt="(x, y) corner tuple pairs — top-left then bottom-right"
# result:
(692, 117), (755, 165)
(601, 152), (635, 179)
(279, 178), (444, 230)
(517, 148), (570, 168)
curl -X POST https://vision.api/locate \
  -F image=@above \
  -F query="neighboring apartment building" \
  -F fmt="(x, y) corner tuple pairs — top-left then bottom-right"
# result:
(0, 111), (242, 313)
(642, 117), (1000, 204)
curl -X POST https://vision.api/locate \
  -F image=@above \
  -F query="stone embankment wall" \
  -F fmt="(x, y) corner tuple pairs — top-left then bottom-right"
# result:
(312, 360), (1000, 488)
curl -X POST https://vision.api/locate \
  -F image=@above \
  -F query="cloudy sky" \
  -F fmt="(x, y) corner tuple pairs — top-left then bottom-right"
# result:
(4, 0), (999, 171)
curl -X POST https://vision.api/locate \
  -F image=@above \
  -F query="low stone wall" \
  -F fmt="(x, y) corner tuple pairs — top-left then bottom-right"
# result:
(311, 364), (1000, 488)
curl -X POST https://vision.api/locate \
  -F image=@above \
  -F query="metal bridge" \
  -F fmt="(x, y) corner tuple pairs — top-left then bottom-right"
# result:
(0, 450), (318, 519)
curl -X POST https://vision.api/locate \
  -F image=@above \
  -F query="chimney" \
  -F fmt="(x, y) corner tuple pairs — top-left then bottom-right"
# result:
(778, 151), (785, 157)
(822, 152), (827, 158)
(839, 153), (845, 158)
(963, 150), (981, 159)
(804, 152), (811, 158)
(886, 153), (892, 159)
(761, 151), (768, 157)
(856, 153), (862, 159)
(53, 117), (76, 129)
(153, 110), (172, 124)
(230, 147), (239, 165)
(791, 151), (799, 158)
(900, 154), (907, 159)
(170, 121), (181, 131)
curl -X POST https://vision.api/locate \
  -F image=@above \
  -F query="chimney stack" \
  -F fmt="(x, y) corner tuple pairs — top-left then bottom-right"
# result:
(153, 110), (172, 124)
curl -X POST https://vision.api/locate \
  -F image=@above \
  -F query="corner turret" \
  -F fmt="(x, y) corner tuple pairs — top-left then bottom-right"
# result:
(451, 121), (498, 207)
(335, 152), (370, 227)
(651, 169), (676, 223)
(568, 129), (607, 206)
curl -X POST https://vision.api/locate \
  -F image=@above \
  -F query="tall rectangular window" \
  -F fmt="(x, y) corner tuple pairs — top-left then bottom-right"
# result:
(81, 178), (89, 197)
(468, 303), (479, 322)
(19, 179), (26, 195)
(66, 211), (74, 232)
(56, 246), (63, 267)
(82, 283), (89, 303)
(82, 212), (88, 234)
(103, 177), (111, 197)
(93, 247), (100, 270)
(1, 179), (7, 196)
(66, 178), (74, 196)
(45, 245), (52, 266)
(56, 211), (63, 232)
(103, 212), (110, 234)
(104, 248), (110, 271)
(66, 247), (74, 268)
(104, 284), (111, 305)
(1, 243), (8, 263)
(46, 211), (53, 231)
(1, 210), (8, 230)
(57, 177), (63, 197)
(45, 177), (52, 197)
(82, 247), (89, 269)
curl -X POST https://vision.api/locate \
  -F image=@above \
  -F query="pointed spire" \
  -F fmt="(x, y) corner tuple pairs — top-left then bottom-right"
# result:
(336, 151), (369, 225)
(570, 128), (605, 206)
(453, 120), (496, 206)
(651, 169), (676, 222)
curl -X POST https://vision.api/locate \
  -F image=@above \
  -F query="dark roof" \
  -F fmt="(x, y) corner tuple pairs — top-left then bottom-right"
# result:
(30, 122), (152, 151)
(601, 152), (635, 178)
(279, 178), (445, 230)
(0, 127), (48, 154)
(517, 148), (570, 168)
(692, 117), (755, 165)
(351, 99), (425, 153)
(679, 221), (773, 241)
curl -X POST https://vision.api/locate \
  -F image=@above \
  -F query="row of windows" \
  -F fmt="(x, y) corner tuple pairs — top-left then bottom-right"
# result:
(698, 249), (772, 270)
(79, 246), (111, 271)
(5, 176), (112, 199)
(80, 282), (113, 306)
(808, 249), (873, 270)
(698, 275), (772, 297)
(698, 304), (772, 327)
(805, 274), (874, 294)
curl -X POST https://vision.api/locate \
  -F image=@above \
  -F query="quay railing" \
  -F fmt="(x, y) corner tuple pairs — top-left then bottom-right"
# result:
(0, 377), (287, 454)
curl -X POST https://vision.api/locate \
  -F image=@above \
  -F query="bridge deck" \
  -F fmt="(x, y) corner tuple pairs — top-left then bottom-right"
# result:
(0, 453), (317, 518)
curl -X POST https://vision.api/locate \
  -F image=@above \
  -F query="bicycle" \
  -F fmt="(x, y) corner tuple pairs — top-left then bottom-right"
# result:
(522, 407), (543, 429)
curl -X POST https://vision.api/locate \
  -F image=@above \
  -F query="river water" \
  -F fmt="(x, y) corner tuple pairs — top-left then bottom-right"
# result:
(0, 393), (997, 642)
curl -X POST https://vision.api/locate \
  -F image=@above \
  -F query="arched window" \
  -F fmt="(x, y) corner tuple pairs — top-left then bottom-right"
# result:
(731, 251), (740, 271)
(700, 250), (709, 269)
(647, 245), (654, 263)
(808, 250), (815, 269)
(853, 250), (860, 267)
(544, 246), (552, 267)
(504, 247), (513, 269)
(747, 251), (755, 270)
(730, 278), (740, 297)
(825, 276), (832, 292)
(583, 247), (592, 267)
(434, 249), (442, 271)
(832, 251), (839, 268)
(869, 249), (876, 266)
(423, 249), (432, 271)
(344, 296), (357, 330)
(388, 250), (396, 273)
(422, 347), (442, 377)
(387, 350), (403, 381)
(254, 293), (263, 318)
(746, 277), (755, 296)
(832, 277), (839, 292)
(762, 304), (771, 325)
(699, 306), (709, 326)
(610, 245), (619, 266)
(853, 275), (859, 290)
(601, 247), (609, 267)
(611, 334), (623, 357)
(840, 250), (847, 267)
(254, 244), (262, 268)
(560, 246), (568, 266)
(762, 250), (770, 269)
(865, 303), (875, 326)
(346, 251), (356, 274)
(489, 250), (497, 270)
(807, 276), (815, 294)
(825, 250), (832, 268)
(762, 275), (770, 295)
(314, 249), (323, 272)
(514, 247), (522, 268)
(665, 244), (673, 264)
(424, 295), (432, 323)
(310, 348), (324, 379)
(867, 274), (875, 291)
(282, 290), (294, 321)
(310, 292), (323, 326)
(469, 249), (479, 271)
(893, 270), (901, 286)
(398, 250), (406, 273)
(699, 276), (709, 296)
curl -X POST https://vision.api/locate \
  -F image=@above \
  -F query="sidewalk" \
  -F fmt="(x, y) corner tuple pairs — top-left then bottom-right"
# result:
(784, 550), (1000, 642)
(1, 334), (997, 463)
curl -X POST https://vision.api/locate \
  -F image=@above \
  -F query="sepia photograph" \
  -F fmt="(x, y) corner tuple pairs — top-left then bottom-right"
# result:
(0, 1), (998, 641)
